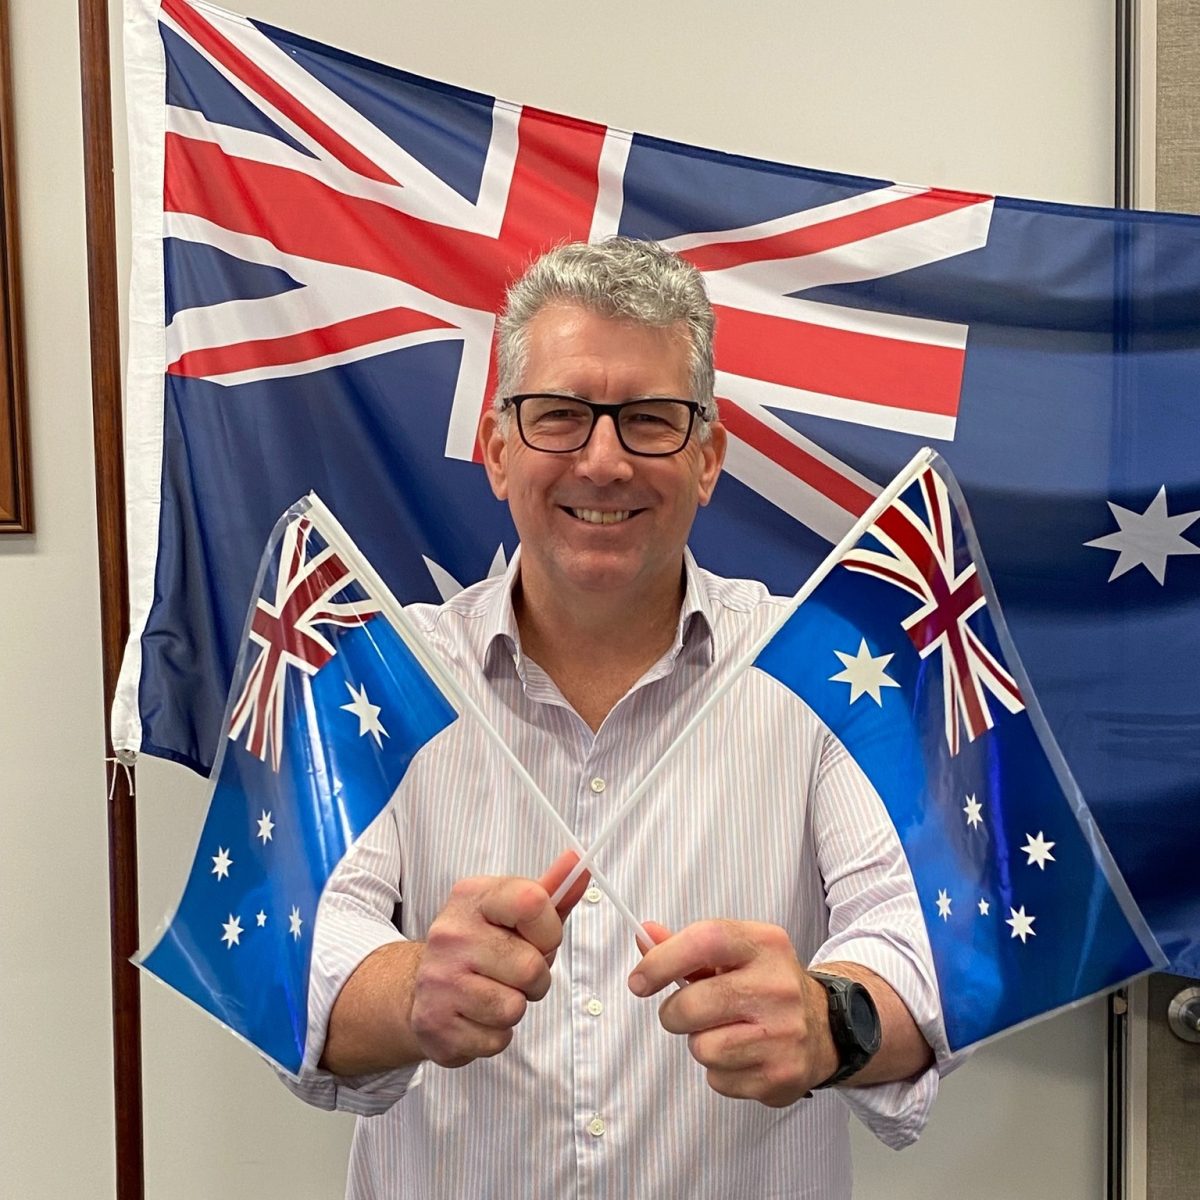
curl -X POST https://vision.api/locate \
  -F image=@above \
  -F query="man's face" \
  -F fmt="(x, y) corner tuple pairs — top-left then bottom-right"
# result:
(480, 303), (725, 607)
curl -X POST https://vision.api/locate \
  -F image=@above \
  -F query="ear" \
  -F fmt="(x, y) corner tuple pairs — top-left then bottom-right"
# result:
(696, 421), (727, 507)
(479, 408), (510, 501)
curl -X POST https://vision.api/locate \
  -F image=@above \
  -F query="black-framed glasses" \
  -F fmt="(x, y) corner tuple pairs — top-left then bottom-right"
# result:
(500, 394), (703, 457)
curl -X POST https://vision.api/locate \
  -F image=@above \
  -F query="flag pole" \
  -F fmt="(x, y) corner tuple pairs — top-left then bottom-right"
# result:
(550, 446), (935, 906)
(78, 0), (144, 1196)
(307, 495), (659, 954)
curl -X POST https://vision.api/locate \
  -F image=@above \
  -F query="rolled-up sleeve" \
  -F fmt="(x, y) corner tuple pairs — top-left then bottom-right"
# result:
(808, 730), (954, 1150)
(277, 806), (422, 1116)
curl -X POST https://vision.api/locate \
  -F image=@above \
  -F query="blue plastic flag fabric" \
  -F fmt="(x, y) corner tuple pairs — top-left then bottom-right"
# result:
(118, 0), (1200, 975)
(755, 455), (1164, 1050)
(138, 496), (458, 1073)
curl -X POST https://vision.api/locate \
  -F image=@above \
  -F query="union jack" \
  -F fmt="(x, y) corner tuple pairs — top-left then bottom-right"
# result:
(156, 0), (994, 545)
(228, 515), (380, 770)
(841, 467), (1024, 754)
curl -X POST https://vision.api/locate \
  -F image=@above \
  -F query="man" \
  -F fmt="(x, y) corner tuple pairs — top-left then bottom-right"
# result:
(286, 238), (947, 1198)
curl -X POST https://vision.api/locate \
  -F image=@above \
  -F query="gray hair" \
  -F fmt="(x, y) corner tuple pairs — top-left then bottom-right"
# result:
(495, 238), (717, 431)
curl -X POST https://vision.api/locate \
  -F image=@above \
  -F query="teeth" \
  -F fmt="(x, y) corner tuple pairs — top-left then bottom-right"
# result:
(570, 508), (632, 525)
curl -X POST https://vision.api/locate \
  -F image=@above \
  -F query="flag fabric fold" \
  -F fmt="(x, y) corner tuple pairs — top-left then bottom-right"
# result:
(119, 0), (1200, 975)
(138, 495), (458, 1074)
(754, 455), (1164, 1051)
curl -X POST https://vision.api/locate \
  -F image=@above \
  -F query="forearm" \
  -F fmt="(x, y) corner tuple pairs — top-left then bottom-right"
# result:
(810, 958), (934, 1086)
(320, 941), (426, 1076)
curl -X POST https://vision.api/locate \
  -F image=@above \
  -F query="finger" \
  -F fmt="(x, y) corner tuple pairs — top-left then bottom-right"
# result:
(631, 920), (756, 997)
(657, 972), (747, 1034)
(477, 877), (562, 956)
(421, 1015), (516, 1068)
(450, 972), (531, 1031)
(538, 850), (591, 921)
(474, 930), (554, 1000)
(685, 1023), (766, 1072)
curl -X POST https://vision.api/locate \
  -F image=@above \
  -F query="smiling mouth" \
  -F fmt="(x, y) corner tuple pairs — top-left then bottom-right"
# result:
(564, 506), (640, 525)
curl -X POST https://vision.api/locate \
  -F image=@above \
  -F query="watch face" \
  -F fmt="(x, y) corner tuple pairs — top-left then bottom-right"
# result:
(848, 989), (882, 1052)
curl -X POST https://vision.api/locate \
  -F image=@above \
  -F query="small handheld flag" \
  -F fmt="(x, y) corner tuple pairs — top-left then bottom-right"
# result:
(754, 455), (1165, 1051)
(138, 495), (459, 1074)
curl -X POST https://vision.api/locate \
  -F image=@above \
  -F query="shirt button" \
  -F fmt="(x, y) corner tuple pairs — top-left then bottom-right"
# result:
(584, 886), (602, 904)
(585, 997), (603, 1017)
(589, 777), (606, 794)
(587, 1116), (606, 1138)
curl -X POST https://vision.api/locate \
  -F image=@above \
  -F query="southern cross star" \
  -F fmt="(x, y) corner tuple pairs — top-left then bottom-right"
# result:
(963, 794), (984, 829)
(1006, 906), (1036, 943)
(221, 914), (243, 949)
(211, 846), (233, 880)
(1022, 831), (1056, 870)
(1085, 485), (1200, 585)
(936, 889), (952, 921)
(829, 639), (901, 706)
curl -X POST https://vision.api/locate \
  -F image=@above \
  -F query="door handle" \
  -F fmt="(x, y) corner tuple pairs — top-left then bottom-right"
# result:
(1167, 986), (1200, 1044)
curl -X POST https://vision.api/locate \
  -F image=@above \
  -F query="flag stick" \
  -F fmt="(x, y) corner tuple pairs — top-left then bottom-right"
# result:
(550, 446), (935, 907)
(306, 495), (659, 952)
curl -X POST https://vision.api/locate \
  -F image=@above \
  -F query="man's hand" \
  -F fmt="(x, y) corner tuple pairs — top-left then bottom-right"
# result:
(408, 850), (590, 1068)
(628, 919), (839, 1107)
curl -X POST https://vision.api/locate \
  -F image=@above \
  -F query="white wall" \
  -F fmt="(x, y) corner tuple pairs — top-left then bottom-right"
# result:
(0, 1), (115, 1196)
(1, 1), (1118, 1196)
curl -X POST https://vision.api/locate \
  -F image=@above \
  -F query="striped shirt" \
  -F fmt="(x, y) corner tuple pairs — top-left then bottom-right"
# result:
(283, 549), (948, 1199)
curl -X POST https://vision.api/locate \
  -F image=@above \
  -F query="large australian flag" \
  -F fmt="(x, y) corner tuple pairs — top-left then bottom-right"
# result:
(117, 0), (1200, 975)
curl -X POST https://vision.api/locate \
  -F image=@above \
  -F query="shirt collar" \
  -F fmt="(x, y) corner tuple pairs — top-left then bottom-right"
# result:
(481, 545), (717, 676)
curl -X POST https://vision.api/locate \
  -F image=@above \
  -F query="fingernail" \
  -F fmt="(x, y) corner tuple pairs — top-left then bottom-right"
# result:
(628, 972), (647, 996)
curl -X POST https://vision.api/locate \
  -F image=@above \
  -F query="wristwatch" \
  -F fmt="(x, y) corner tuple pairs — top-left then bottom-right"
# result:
(810, 971), (882, 1088)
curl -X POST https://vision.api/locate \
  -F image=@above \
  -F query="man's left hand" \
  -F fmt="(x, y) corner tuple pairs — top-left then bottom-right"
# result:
(628, 919), (839, 1107)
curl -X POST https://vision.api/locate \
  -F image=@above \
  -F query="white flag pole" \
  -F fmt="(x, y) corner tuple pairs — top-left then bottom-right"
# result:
(306, 494), (659, 952)
(549, 446), (936, 906)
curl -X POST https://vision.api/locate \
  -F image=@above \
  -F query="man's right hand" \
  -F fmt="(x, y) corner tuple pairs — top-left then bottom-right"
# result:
(406, 849), (590, 1068)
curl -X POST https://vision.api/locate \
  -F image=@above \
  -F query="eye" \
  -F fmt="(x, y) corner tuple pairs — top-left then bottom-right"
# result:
(624, 410), (672, 427)
(524, 397), (590, 424)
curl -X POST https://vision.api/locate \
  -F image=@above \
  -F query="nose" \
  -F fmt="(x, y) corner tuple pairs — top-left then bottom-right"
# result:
(574, 414), (634, 485)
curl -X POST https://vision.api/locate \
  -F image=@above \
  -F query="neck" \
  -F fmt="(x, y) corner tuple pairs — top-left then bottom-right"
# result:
(512, 560), (686, 724)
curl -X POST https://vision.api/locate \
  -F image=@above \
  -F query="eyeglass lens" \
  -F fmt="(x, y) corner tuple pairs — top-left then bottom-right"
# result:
(518, 396), (693, 454)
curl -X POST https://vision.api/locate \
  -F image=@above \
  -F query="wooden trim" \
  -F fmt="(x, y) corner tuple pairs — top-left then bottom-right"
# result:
(78, 0), (145, 1195)
(0, 0), (29, 533)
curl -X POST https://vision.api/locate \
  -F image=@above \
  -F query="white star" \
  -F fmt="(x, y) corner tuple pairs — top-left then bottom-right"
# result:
(256, 810), (275, 844)
(963, 794), (984, 829)
(1006, 905), (1036, 943)
(978, 898), (990, 916)
(1022, 831), (1056, 870)
(256, 910), (268, 928)
(1085, 486), (1200, 584)
(936, 889), (952, 921)
(221, 914), (243, 949)
(289, 906), (303, 941)
(829, 639), (901, 706)
(211, 846), (233, 880)
(423, 544), (508, 602)
(341, 682), (388, 748)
